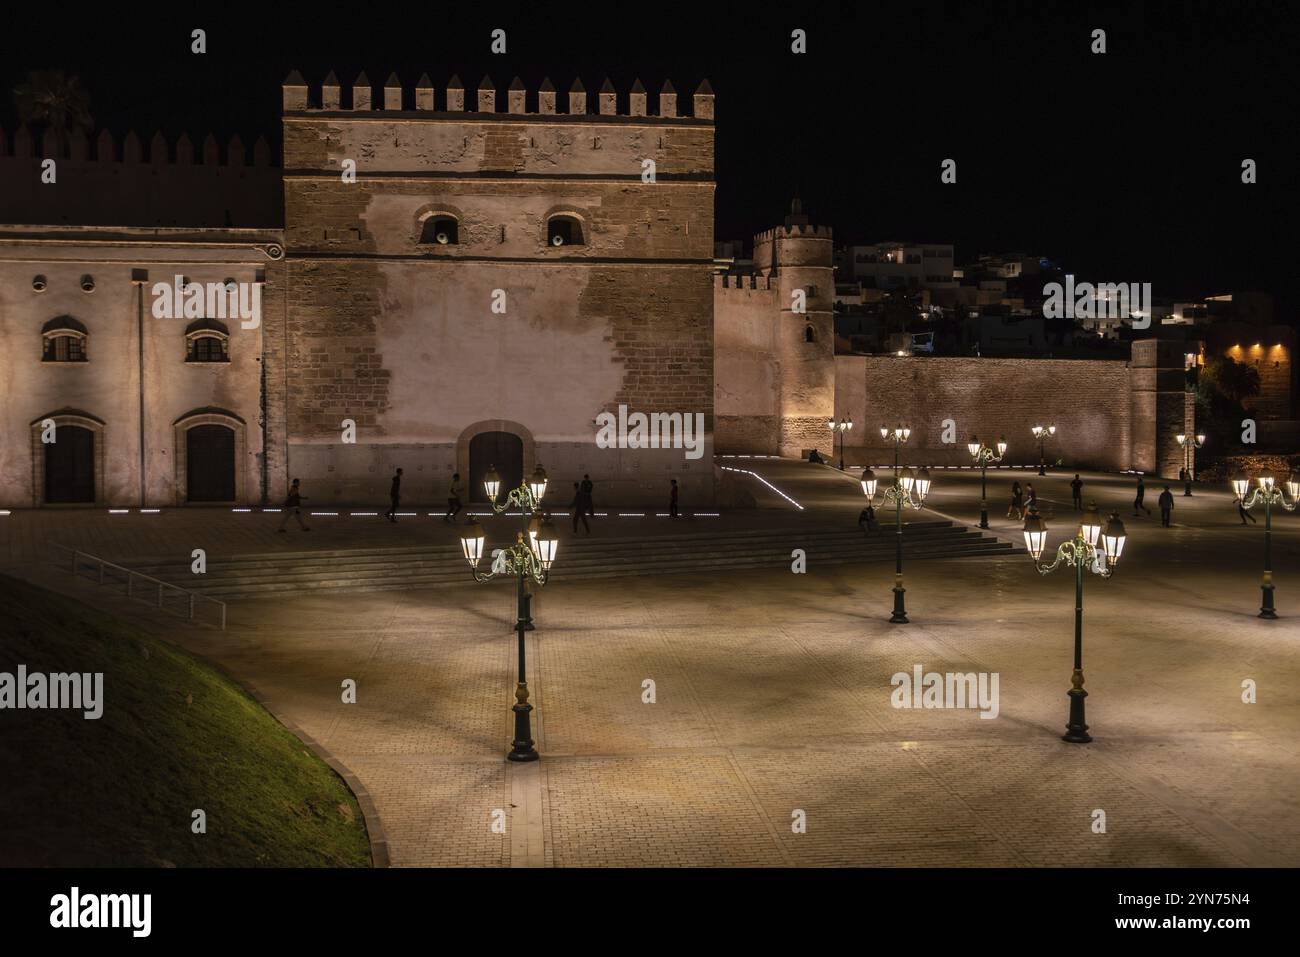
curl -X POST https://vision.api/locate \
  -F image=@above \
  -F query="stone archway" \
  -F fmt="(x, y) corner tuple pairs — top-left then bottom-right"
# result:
(455, 420), (536, 503)
(173, 409), (247, 505)
(29, 410), (106, 506)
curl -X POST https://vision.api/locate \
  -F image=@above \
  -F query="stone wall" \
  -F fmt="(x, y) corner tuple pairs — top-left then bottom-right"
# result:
(833, 355), (1135, 471)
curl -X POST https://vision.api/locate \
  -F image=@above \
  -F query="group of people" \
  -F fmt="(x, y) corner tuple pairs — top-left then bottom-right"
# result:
(851, 471), (1232, 538)
(276, 471), (683, 535)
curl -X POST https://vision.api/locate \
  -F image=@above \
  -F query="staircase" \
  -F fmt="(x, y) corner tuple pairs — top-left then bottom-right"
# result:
(121, 520), (1018, 601)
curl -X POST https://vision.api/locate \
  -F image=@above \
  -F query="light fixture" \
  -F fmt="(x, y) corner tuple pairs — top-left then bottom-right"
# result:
(1080, 503), (1102, 548)
(1101, 512), (1127, 567)
(1022, 507), (1048, 560)
(484, 465), (502, 503)
(459, 518), (486, 567)
(861, 468), (877, 498)
(528, 464), (549, 504)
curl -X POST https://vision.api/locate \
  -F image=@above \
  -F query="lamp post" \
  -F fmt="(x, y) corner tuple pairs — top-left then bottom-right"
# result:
(458, 463), (558, 762)
(827, 415), (853, 470)
(1031, 424), (1057, 476)
(1022, 501), (1127, 743)
(966, 434), (1007, 529)
(1232, 470), (1298, 619)
(1175, 432), (1206, 496)
(861, 425), (932, 623)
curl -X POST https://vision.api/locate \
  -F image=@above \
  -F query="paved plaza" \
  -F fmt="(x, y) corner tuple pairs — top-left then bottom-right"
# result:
(4, 464), (1299, 867)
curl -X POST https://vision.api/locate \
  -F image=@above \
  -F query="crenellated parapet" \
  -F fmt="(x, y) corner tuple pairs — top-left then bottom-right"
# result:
(714, 274), (775, 293)
(752, 223), (833, 245)
(282, 71), (714, 122)
(0, 125), (276, 166)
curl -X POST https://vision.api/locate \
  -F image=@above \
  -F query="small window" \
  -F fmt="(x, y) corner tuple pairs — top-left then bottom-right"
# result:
(420, 216), (459, 245)
(547, 215), (584, 247)
(188, 335), (229, 362)
(804, 325), (816, 343)
(43, 334), (87, 362)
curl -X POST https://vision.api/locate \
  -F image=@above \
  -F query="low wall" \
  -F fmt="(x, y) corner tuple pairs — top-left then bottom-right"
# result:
(833, 355), (1134, 470)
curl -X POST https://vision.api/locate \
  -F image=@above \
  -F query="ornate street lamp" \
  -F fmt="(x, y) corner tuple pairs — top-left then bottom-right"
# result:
(1031, 424), (1057, 476)
(861, 425), (931, 623)
(1022, 501), (1127, 743)
(1175, 432), (1206, 496)
(1232, 469), (1298, 619)
(827, 415), (853, 470)
(967, 434), (1007, 529)
(458, 462), (558, 762)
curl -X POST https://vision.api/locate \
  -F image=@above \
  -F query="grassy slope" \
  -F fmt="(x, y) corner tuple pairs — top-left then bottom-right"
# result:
(0, 575), (371, 867)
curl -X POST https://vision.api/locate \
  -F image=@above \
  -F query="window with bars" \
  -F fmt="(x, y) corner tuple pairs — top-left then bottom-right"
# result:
(187, 335), (229, 362)
(43, 334), (86, 362)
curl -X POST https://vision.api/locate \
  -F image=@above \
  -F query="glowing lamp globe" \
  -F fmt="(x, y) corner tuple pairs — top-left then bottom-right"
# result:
(1022, 507), (1049, 561)
(459, 519), (486, 568)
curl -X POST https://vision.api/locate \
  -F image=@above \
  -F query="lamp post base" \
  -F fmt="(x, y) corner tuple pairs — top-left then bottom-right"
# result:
(890, 581), (909, 624)
(1063, 672), (1091, 743)
(1260, 582), (1278, 620)
(508, 682), (539, 762)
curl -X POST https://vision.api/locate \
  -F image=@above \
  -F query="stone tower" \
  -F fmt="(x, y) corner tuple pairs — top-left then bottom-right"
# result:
(752, 200), (835, 458)
(275, 71), (717, 505)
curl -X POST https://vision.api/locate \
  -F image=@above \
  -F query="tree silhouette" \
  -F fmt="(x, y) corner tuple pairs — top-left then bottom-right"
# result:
(13, 70), (93, 155)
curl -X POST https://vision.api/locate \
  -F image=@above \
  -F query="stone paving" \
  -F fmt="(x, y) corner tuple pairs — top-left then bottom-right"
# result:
(5, 464), (1299, 867)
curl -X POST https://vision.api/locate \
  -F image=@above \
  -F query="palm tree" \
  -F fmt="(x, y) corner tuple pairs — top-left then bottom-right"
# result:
(13, 70), (93, 155)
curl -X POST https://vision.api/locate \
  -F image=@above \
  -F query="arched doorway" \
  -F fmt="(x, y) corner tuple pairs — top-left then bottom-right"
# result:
(44, 426), (95, 503)
(469, 431), (523, 503)
(186, 424), (236, 502)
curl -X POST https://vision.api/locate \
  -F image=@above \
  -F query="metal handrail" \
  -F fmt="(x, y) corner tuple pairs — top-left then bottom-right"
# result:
(49, 543), (226, 630)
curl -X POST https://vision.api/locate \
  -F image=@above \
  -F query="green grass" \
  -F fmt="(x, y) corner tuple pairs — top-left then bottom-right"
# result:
(0, 575), (372, 867)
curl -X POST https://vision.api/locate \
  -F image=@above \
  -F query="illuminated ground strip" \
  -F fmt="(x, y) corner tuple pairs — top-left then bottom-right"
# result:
(221, 508), (720, 519)
(718, 465), (804, 510)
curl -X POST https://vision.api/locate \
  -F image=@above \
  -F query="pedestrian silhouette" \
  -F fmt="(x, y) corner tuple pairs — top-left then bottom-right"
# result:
(386, 467), (402, 523)
(1070, 474), (1083, 511)
(669, 478), (680, 518)
(570, 482), (591, 534)
(581, 474), (595, 517)
(1234, 496), (1257, 525)
(1133, 476), (1151, 516)
(445, 472), (463, 523)
(278, 478), (310, 532)
(1158, 485), (1175, 527)
(1008, 480), (1024, 519)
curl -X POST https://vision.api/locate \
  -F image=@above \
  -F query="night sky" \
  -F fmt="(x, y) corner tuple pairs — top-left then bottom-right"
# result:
(4, 0), (1297, 317)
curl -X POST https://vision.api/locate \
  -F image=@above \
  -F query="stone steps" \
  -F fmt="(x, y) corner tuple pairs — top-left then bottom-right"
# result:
(120, 521), (1019, 600)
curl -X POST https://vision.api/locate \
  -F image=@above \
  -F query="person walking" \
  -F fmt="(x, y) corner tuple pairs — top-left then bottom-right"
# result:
(1070, 474), (1083, 511)
(385, 467), (402, 522)
(277, 478), (310, 532)
(669, 478), (680, 518)
(1158, 485), (1175, 527)
(444, 472), (463, 523)
(1025, 482), (1038, 513)
(1008, 480), (1024, 519)
(1234, 495), (1257, 525)
(1133, 475), (1151, 517)
(858, 503), (877, 535)
(570, 482), (591, 534)
(581, 474), (595, 517)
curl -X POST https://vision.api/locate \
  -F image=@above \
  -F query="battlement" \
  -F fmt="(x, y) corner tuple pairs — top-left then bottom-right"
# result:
(281, 71), (714, 122)
(753, 224), (833, 244)
(0, 126), (276, 167)
(714, 274), (775, 293)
